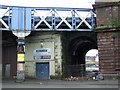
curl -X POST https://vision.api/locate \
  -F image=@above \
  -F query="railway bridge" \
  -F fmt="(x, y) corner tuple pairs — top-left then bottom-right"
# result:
(1, 2), (120, 80)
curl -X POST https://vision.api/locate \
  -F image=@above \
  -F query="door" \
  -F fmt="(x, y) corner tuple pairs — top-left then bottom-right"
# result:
(36, 62), (49, 80)
(5, 64), (11, 79)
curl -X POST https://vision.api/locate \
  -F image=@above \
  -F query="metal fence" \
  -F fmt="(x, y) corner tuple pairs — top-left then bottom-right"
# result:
(64, 64), (86, 77)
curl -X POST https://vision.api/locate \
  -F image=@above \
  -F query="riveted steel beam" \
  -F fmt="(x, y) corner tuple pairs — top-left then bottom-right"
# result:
(0, 5), (96, 31)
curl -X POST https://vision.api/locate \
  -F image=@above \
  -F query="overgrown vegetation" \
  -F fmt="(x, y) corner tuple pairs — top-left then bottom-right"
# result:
(50, 75), (62, 80)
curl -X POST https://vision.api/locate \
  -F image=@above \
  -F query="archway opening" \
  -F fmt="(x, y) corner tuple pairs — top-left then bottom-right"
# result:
(85, 49), (99, 74)
(66, 36), (98, 77)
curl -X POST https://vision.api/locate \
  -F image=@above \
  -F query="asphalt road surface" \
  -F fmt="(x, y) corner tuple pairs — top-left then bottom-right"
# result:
(2, 79), (119, 88)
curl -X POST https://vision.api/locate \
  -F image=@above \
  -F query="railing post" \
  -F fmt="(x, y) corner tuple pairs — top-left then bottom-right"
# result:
(91, 9), (96, 29)
(52, 9), (56, 30)
(72, 9), (76, 30)
(8, 7), (11, 30)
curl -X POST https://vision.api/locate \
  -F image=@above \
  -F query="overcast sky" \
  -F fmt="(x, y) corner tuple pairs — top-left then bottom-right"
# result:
(0, 0), (95, 8)
(86, 49), (98, 56)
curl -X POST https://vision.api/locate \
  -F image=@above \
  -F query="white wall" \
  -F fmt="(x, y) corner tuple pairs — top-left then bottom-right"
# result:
(25, 33), (62, 78)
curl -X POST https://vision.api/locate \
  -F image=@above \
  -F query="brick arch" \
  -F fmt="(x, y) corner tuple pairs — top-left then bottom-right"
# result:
(69, 36), (97, 65)
(66, 36), (97, 77)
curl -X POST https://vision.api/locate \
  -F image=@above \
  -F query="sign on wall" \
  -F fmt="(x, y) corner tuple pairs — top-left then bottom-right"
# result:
(17, 54), (25, 62)
(34, 48), (51, 60)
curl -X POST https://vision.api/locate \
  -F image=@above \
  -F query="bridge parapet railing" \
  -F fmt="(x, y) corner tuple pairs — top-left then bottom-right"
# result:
(0, 5), (96, 31)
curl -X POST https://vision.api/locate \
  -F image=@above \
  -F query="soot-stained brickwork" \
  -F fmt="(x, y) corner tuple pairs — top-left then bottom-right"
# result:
(94, 2), (120, 76)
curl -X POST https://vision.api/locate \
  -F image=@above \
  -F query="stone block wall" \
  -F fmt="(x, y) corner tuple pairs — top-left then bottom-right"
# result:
(25, 32), (63, 79)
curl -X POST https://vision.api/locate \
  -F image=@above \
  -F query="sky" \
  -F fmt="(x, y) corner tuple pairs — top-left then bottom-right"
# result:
(86, 49), (98, 56)
(86, 49), (99, 62)
(1, 0), (120, 8)
(0, 0), (95, 8)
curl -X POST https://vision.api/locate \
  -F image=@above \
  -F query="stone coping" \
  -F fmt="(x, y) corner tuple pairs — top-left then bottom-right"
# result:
(93, 2), (120, 8)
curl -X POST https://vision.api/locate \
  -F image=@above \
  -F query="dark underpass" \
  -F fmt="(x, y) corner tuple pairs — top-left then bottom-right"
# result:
(62, 31), (97, 77)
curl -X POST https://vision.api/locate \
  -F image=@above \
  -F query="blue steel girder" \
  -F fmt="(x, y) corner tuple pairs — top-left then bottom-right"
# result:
(0, 5), (96, 31)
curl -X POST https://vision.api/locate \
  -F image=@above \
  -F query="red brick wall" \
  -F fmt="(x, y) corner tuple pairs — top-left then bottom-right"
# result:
(94, 2), (120, 76)
(97, 31), (120, 75)
(94, 2), (120, 27)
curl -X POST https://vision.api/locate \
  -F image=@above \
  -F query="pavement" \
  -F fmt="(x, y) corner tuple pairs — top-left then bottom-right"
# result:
(2, 79), (119, 88)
